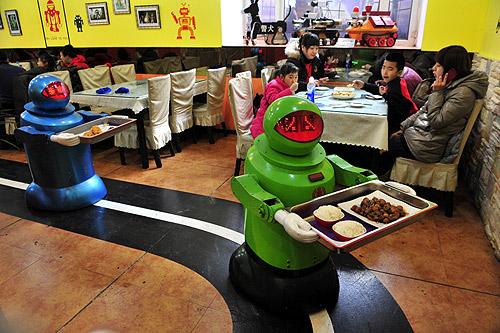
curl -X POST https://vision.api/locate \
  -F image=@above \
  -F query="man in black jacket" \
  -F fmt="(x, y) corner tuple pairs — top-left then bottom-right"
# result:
(0, 50), (25, 110)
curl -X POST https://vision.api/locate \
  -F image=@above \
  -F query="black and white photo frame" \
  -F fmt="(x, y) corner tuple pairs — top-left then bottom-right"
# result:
(5, 10), (21, 36)
(86, 2), (110, 25)
(135, 5), (161, 29)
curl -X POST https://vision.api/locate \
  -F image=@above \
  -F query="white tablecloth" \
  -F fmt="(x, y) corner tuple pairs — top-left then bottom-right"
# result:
(70, 78), (208, 113)
(299, 88), (389, 150)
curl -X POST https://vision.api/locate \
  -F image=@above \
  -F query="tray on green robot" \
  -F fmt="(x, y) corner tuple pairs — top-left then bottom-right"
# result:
(289, 180), (437, 252)
(62, 116), (136, 145)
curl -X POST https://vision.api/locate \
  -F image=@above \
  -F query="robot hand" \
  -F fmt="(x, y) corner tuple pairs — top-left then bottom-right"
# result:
(50, 133), (80, 146)
(274, 210), (319, 243)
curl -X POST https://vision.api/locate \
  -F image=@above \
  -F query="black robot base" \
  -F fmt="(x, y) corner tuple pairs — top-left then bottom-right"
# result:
(229, 243), (340, 315)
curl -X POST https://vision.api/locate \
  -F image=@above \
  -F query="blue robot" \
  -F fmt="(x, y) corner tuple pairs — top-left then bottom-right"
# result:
(15, 74), (107, 211)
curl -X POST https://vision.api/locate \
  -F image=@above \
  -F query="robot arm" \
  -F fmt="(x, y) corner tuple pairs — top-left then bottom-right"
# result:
(232, 174), (285, 223)
(232, 175), (318, 243)
(14, 126), (80, 147)
(326, 154), (378, 187)
(171, 12), (178, 24)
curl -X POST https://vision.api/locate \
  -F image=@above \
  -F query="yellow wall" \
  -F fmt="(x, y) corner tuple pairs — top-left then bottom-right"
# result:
(479, 0), (500, 60)
(65, 0), (221, 48)
(421, 0), (490, 52)
(0, 0), (46, 49)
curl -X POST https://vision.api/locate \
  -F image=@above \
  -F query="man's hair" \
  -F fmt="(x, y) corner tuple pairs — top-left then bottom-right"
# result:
(278, 62), (299, 77)
(60, 44), (77, 58)
(435, 45), (471, 79)
(384, 52), (405, 71)
(38, 51), (56, 70)
(299, 33), (320, 49)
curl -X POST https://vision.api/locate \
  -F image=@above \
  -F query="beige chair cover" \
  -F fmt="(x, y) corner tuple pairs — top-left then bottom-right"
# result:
(261, 67), (275, 89)
(390, 99), (484, 192)
(162, 57), (183, 74)
(115, 75), (172, 150)
(169, 68), (196, 134)
(243, 56), (258, 77)
(182, 56), (200, 70)
(46, 70), (73, 93)
(77, 67), (115, 113)
(228, 74), (254, 159)
(231, 59), (246, 77)
(193, 67), (226, 127)
(276, 59), (287, 67)
(78, 67), (112, 89)
(110, 64), (136, 84)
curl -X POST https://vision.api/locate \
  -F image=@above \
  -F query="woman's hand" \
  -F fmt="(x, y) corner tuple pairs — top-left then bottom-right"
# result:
(290, 82), (299, 93)
(390, 129), (402, 139)
(352, 80), (364, 89)
(431, 73), (448, 91)
(379, 85), (388, 95)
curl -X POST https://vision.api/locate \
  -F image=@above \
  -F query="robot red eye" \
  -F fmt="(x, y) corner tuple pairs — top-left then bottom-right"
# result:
(274, 110), (323, 142)
(42, 81), (69, 100)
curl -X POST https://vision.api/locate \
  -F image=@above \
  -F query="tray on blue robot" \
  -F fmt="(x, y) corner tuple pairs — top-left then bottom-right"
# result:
(62, 116), (136, 145)
(289, 180), (437, 252)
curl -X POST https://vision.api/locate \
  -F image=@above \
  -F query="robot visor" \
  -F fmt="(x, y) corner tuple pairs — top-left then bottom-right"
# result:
(42, 81), (70, 100)
(274, 110), (323, 143)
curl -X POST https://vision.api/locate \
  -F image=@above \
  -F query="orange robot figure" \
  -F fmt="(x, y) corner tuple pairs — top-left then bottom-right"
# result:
(171, 4), (196, 40)
(44, 0), (61, 32)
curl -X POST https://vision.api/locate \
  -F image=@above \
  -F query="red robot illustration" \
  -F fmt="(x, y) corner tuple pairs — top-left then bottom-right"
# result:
(44, 0), (61, 32)
(171, 3), (196, 39)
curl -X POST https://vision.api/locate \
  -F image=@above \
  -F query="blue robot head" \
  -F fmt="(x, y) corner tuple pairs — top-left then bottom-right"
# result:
(28, 74), (70, 110)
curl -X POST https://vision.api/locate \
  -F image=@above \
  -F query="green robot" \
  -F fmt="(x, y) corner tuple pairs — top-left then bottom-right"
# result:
(230, 96), (377, 314)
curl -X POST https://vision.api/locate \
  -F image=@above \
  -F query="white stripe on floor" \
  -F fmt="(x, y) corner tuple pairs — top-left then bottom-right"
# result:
(0, 177), (244, 245)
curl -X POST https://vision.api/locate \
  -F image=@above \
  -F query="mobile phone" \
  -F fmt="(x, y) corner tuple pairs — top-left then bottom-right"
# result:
(445, 68), (457, 82)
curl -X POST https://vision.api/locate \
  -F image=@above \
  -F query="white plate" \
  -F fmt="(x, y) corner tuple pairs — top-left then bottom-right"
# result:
(315, 86), (330, 91)
(337, 190), (421, 228)
(332, 93), (355, 100)
(349, 102), (364, 108)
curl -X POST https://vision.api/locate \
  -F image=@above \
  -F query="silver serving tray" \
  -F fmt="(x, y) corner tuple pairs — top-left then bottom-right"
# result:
(290, 180), (437, 252)
(62, 116), (136, 145)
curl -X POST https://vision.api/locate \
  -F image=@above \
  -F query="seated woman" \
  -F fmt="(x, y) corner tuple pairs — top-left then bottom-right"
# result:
(250, 63), (299, 138)
(386, 45), (488, 168)
(286, 33), (328, 91)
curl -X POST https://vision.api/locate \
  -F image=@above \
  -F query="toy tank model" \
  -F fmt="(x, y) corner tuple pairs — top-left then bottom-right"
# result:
(346, 15), (398, 47)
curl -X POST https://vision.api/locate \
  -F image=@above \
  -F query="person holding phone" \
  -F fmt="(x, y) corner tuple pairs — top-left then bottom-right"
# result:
(385, 45), (488, 169)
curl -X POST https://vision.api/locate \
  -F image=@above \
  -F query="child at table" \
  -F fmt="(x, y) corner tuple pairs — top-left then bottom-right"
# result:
(251, 63), (299, 138)
(352, 52), (417, 134)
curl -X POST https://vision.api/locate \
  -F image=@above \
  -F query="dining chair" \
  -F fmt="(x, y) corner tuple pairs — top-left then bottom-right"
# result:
(228, 71), (254, 176)
(162, 57), (183, 74)
(110, 64), (136, 84)
(77, 67), (116, 113)
(242, 56), (258, 78)
(46, 70), (73, 93)
(144, 59), (164, 74)
(114, 75), (175, 168)
(169, 68), (196, 152)
(193, 67), (227, 144)
(261, 66), (275, 89)
(390, 99), (484, 217)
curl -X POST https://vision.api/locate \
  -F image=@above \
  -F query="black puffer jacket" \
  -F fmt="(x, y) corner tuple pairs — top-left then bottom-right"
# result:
(286, 52), (325, 92)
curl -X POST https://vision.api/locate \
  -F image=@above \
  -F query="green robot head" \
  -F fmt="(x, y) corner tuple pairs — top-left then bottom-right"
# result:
(263, 96), (324, 156)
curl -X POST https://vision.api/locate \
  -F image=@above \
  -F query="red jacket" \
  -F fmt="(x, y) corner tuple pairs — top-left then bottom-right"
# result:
(251, 76), (293, 138)
(65, 54), (89, 69)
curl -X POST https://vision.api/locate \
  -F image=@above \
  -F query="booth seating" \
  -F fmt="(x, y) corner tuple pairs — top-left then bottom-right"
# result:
(114, 75), (175, 168)
(231, 56), (258, 77)
(390, 99), (484, 217)
(261, 66), (275, 89)
(110, 64), (136, 84)
(193, 67), (227, 144)
(77, 67), (117, 113)
(228, 71), (254, 176)
(169, 68), (196, 152)
(181, 56), (200, 70)
(144, 57), (183, 75)
(46, 70), (73, 93)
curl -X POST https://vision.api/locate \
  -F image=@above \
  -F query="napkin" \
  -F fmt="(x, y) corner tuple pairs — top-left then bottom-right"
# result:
(96, 87), (112, 94)
(115, 87), (130, 94)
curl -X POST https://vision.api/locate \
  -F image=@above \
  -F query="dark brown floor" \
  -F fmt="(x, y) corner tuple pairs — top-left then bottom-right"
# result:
(0, 135), (498, 332)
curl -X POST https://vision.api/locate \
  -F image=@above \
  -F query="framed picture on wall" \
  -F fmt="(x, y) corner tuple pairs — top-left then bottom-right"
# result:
(5, 10), (21, 36)
(135, 5), (161, 29)
(113, 0), (130, 15)
(86, 2), (109, 25)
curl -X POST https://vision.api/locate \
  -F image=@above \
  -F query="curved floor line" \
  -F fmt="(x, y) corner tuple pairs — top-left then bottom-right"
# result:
(0, 176), (245, 246)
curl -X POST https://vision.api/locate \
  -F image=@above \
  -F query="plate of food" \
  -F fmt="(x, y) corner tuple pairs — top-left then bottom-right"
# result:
(79, 124), (114, 138)
(337, 190), (420, 228)
(332, 87), (355, 100)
